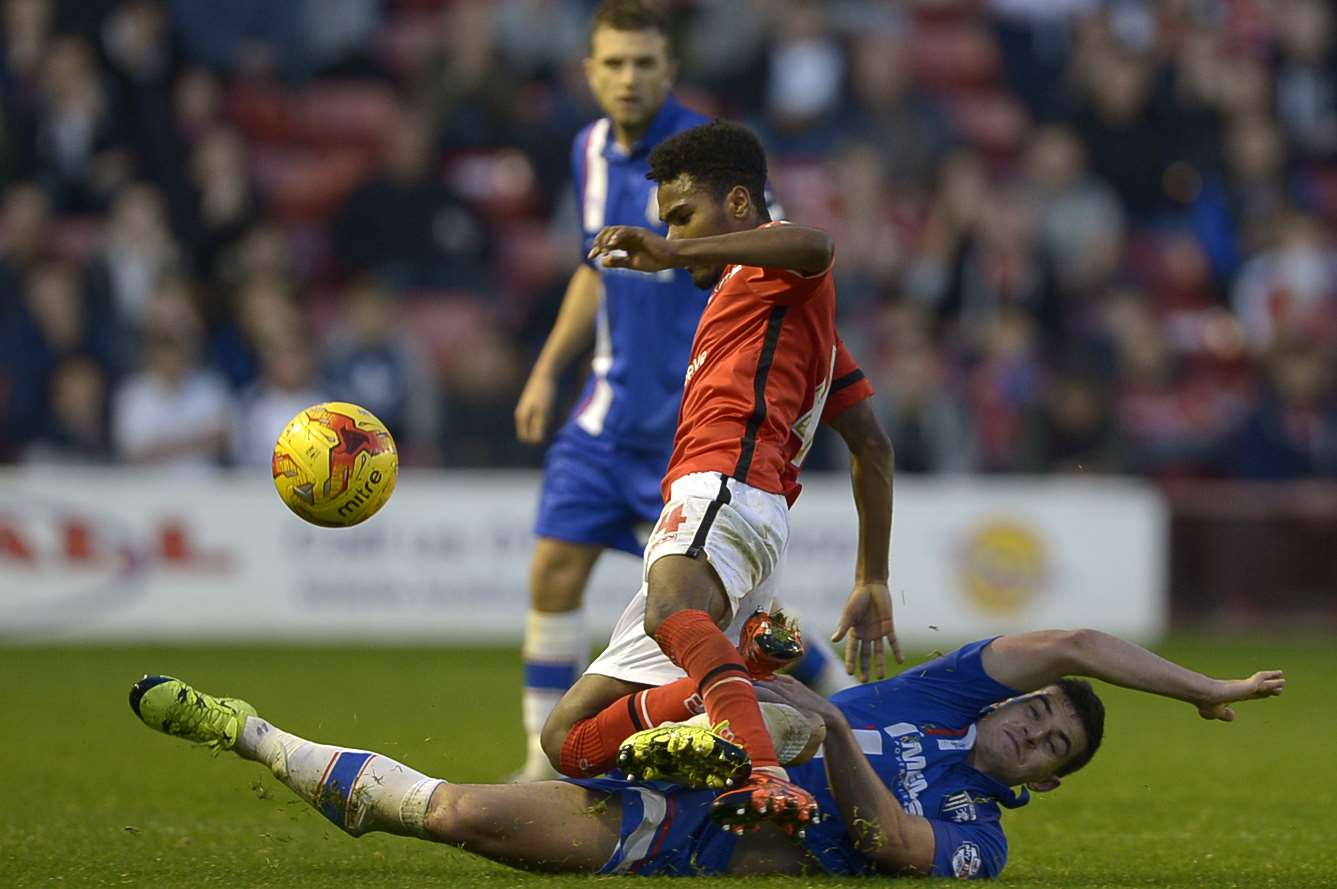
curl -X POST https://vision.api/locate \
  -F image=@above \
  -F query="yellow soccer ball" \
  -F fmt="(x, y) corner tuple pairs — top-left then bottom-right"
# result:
(271, 402), (398, 527)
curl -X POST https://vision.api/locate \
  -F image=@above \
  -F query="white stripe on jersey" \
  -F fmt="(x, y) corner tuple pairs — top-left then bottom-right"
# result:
(582, 118), (611, 233)
(812, 727), (884, 759)
(610, 787), (667, 873)
(576, 299), (615, 436)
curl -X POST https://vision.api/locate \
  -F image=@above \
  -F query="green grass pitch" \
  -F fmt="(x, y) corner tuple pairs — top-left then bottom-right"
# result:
(5, 638), (1335, 888)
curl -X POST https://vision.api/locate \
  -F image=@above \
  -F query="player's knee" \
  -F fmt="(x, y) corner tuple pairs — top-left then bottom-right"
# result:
(644, 555), (730, 638)
(539, 707), (575, 771)
(530, 541), (597, 611)
(642, 592), (680, 640)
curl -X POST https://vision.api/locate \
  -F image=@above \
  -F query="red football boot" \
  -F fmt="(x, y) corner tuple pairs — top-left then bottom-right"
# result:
(738, 610), (805, 680)
(710, 769), (820, 838)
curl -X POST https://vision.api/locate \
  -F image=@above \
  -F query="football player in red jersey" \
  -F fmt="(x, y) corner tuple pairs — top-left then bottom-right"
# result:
(539, 121), (901, 835)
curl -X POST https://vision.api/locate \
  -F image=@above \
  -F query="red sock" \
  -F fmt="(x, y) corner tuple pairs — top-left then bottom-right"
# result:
(655, 609), (780, 769)
(557, 677), (700, 777)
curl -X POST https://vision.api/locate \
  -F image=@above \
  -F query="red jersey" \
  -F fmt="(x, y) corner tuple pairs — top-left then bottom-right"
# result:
(664, 241), (875, 505)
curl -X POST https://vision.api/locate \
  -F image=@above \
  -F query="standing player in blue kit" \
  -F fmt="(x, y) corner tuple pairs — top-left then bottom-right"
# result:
(511, 0), (845, 780)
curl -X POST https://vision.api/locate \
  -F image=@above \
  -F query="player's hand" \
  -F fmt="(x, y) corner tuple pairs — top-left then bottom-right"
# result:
(757, 675), (843, 725)
(832, 581), (902, 682)
(1195, 670), (1286, 721)
(588, 226), (679, 273)
(514, 372), (557, 444)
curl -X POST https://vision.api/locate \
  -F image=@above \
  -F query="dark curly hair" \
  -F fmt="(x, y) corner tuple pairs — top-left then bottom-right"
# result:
(1053, 677), (1106, 777)
(646, 121), (769, 218)
(590, 0), (669, 43)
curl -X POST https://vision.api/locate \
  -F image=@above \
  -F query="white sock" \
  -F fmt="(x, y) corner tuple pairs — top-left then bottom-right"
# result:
(237, 716), (444, 838)
(520, 609), (587, 778)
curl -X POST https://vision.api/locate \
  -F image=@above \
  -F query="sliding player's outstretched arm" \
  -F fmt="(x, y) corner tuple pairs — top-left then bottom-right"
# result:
(980, 630), (1286, 720)
(761, 675), (935, 876)
(826, 398), (899, 679)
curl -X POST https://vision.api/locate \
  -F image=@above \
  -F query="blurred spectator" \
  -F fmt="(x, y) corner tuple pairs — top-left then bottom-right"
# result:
(210, 273), (301, 390)
(321, 278), (441, 461)
(1024, 124), (1124, 299)
(231, 330), (326, 468)
(168, 0), (298, 79)
(32, 35), (131, 211)
(495, 0), (586, 78)
(906, 150), (989, 307)
(1189, 113), (1293, 279)
(1231, 212), (1337, 351)
(181, 126), (263, 279)
(1, 261), (118, 454)
(417, 3), (519, 150)
(22, 355), (110, 464)
(825, 141), (911, 313)
(101, 0), (181, 195)
(332, 107), (490, 289)
(1218, 336), (1337, 478)
(756, 0), (845, 156)
(111, 330), (231, 474)
(296, 0), (383, 78)
(989, 0), (1094, 120)
(682, 0), (771, 112)
(86, 183), (180, 329)
(1272, 0), (1337, 162)
(215, 220), (297, 294)
(1106, 289), (1252, 474)
(0, 181), (51, 303)
(171, 65), (222, 142)
(0, 0), (55, 107)
(843, 24), (951, 186)
(1065, 44), (1176, 217)
(869, 302), (974, 474)
(963, 308), (1044, 472)
(140, 272), (205, 343)
(1019, 367), (1124, 473)
(438, 316), (526, 467)
(926, 181), (1063, 348)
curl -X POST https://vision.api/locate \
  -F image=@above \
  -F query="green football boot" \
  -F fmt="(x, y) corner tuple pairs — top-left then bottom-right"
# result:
(129, 675), (256, 750)
(617, 721), (751, 789)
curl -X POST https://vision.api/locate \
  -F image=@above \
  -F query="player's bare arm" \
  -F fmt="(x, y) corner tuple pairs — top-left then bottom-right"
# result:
(981, 629), (1286, 720)
(589, 221), (834, 277)
(514, 264), (602, 444)
(826, 399), (901, 678)
(761, 675), (937, 876)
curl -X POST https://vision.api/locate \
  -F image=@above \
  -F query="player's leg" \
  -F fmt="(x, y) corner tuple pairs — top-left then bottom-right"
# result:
(520, 536), (602, 780)
(541, 587), (710, 777)
(423, 780), (621, 873)
(643, 552), (779, 767)
(639, 474), (819, 833)
(128, 675), (621, 872)
(521, 428), (629, 780)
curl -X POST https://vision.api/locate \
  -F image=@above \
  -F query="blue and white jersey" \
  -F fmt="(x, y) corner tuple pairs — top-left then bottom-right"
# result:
(788, 639), (1029, 879)
(568, 97), (711, 451)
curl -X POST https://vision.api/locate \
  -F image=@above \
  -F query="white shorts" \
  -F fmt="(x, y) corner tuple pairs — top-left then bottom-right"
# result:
(585, 472), (790, 687)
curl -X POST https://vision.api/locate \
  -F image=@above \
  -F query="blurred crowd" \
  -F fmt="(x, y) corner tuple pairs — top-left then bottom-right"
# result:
(1, 0), (1336, 480)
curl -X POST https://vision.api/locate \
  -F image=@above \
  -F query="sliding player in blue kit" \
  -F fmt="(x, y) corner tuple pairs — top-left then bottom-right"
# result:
(511, 0), (849, 780)
(128, 628), (1283, 878)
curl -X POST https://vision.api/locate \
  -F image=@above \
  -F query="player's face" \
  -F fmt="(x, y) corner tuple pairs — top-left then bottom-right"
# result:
(584, 27), (674, 136)
(972, 688), (1088, 787)
(657, 175), (748, 289)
